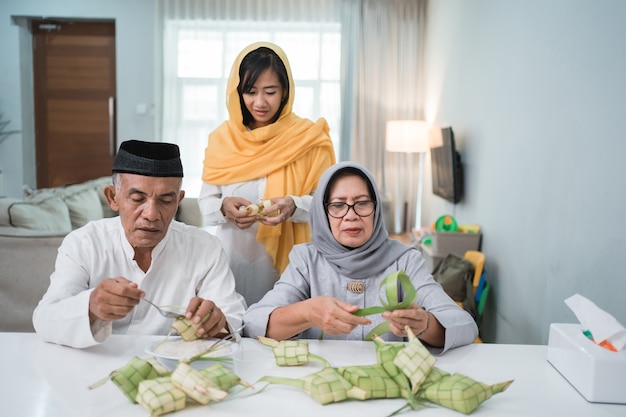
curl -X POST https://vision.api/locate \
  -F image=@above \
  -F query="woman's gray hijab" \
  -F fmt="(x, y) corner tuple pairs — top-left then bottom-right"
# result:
(310, 161), (413, 278)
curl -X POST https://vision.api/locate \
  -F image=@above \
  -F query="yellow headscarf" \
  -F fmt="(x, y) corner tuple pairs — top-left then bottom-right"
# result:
(202, 42), (336, 273)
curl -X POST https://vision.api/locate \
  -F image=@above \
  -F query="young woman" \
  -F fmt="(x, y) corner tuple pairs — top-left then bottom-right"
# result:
(199, 42), (335, 306)
(244, 162), (478, 353)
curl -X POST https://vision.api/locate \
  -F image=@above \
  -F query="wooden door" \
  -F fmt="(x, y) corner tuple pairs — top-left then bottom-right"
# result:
(32, 20), (116, 188)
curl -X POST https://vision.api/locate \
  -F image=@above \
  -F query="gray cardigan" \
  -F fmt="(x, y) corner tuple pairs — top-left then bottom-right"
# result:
(243, 242), (478, 354)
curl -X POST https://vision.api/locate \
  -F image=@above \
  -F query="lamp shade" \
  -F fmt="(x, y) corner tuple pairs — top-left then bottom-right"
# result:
(385, 120), (430, 153)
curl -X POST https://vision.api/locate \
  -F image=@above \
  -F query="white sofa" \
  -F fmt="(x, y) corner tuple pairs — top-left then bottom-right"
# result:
(0, 177), (202, 332)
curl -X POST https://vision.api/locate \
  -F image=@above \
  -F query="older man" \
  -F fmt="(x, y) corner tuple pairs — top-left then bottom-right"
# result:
(33, 140), (246, 348)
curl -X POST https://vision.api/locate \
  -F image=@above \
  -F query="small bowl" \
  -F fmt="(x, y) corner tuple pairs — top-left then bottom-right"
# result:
(145, 337), (239, 370)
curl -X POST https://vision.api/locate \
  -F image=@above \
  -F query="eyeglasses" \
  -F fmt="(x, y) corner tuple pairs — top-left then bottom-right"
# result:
(325, 200), (376, 218)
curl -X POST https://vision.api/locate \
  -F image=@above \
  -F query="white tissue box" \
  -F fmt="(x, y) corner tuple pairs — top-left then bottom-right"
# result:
(547, 323), (626, 404)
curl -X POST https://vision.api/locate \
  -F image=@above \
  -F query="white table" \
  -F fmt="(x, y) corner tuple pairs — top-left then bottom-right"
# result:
(0, 332), (623, 417)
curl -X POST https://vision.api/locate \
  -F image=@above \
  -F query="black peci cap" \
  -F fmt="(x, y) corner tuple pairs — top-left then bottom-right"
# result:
(112, 140), (183, 177)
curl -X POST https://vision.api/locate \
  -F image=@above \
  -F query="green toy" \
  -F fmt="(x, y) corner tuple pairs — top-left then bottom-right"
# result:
(434, 215), (458, 232)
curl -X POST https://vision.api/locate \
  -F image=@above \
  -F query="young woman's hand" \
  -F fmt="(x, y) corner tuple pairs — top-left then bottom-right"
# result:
(222, 196), (256, 229)
(257, 196), (296, 226)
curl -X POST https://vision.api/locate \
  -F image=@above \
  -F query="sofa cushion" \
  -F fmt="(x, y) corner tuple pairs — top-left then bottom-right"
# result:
(57, 184), (104, 228)
(83, 176), (117, 218)
(6, 195), (72, 232)
(0, 233), (64, 332)
(176, 197), (203, 227)
(0, 197), (19, 226)
(0, 176), (116, 233)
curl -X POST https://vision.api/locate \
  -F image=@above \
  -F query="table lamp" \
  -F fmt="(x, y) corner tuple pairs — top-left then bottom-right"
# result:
(385, 120), (430, 233)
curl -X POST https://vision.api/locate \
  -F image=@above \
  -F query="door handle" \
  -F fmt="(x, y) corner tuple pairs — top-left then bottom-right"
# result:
(108, 96), (115, 156)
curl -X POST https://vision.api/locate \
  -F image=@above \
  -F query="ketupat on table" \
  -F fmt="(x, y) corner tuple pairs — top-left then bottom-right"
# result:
(1, 333), (624, 417)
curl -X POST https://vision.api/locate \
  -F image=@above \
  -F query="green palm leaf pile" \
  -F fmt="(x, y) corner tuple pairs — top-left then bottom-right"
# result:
(257, 329), (513, 415)
(90, 346), (250, 416)
(89, 318), (512, 416)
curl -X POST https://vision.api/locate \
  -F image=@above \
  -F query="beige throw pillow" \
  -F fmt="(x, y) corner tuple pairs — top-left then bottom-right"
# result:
(84, 176), (117, 218)
(8, 195), (72, 232)
(59, 185), (104, 229)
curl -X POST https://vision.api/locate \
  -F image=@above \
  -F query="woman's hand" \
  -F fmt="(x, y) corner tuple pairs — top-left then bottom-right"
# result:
(382, 304), (430, 338)
(222, 196), (256, 229)
(258, 196), (296, 226)
(266, 296), (372, 340)
(184, 297), (228, 339)
(304, 296), (372, 336)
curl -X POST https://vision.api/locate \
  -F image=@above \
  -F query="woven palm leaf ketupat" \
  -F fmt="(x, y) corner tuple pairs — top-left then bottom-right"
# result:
(372, 335), (419, 409)
(89, 356), (171, 404)
(260, 367), (368, 405)
(170, 362), (228, 405)
(92, 327), (513, 415)
(393, 327), (514, 414)
(136, 376), (187, 416)
(417, 373), (513, 414)
(337, 364), (403, 399)
(302, 367), (368, 404)
(171, 313), (211, 341)
(266, 338), (309, 366)
(257, 330), (514, 414)
(257, 336), (330, 367)
(199, 362), (252, 390)
(393, 327), (437, 394)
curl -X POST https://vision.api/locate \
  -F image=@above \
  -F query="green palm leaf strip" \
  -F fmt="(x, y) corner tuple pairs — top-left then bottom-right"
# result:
(352, 270), (418, 340)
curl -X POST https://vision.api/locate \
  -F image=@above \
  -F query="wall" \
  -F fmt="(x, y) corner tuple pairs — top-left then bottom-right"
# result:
(423, 0), (626, 344)
(0, 0), (157, 198)
(3, 0), (625, 346)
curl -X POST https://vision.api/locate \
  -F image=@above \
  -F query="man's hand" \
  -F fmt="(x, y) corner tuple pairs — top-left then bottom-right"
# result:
(89, 277), (144, 323)
(185, 297), (228, 339)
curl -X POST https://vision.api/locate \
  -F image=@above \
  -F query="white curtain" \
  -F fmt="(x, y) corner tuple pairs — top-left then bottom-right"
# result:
(157, 0), (427, 232)
(159, 0), (341, 21)
(157, 0), (342, 197)
(341, 0), (427, 233)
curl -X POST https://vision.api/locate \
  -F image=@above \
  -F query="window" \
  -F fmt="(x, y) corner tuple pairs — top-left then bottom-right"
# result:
(162, 20), (341, 197)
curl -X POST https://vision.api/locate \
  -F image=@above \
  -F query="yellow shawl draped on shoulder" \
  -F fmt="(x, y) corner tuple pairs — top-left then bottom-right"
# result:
(202, 42), (336, 273)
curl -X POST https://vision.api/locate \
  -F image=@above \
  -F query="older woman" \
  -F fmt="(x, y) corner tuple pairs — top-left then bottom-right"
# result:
(244, 161), (478, 353)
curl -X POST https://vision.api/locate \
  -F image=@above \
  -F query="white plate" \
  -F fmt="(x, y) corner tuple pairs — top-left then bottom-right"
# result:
(145, 337), (238, 366)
